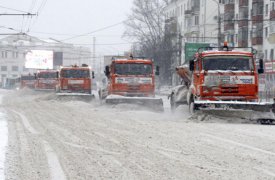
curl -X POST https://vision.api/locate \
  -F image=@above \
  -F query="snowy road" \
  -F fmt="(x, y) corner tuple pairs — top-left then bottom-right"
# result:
(2, 89), (275, 179)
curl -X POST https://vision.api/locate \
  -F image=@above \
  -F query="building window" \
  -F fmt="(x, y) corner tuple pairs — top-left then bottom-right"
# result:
(272, 2), (275, 11)
(266, 4), (269, 16)
(195, 16), (199, 25)
(265, 27), (268, 38)
(270, 49), (274, 61)
(12, 75), (18, 78)
(265, 50), (268, 60)
(1, 51), (8, 58)
(12, 52), (18, 58)
(1, 74), (7, 78)
(1, 66), (7, 71)
(12, 66), (18, 71)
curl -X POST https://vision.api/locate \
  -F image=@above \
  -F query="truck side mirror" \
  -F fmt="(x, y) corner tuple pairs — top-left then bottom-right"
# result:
(105, 66), (110, 77)
(189, 60), (194, 71)
(258, 59), (264, 74)
(92, 71), (95, 79)
(155, 66), (160, 76)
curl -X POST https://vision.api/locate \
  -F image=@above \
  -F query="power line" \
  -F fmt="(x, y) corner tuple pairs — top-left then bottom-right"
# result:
(0, 13), (37, 16)
(37, 0), (48, 15)
(61, 20), (129, 41)
(0, 5), (30, 13)
(27, 0), (48, 33)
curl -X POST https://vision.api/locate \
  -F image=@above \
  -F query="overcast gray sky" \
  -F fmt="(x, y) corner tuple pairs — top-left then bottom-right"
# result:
(0, 0), (134, 56)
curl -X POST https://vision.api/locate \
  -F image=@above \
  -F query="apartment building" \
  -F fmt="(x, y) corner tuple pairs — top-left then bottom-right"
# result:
(164, 0), (224, 84)
(165, 0), (224, 61)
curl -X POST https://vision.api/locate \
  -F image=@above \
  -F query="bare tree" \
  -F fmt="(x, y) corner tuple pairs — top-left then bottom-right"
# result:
(124, 0), (173, 85)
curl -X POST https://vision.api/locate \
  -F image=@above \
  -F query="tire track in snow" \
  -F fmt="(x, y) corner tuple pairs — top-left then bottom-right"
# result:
(11, 110), (39, 135)
(11, 110), (66, 180)
(202, 133), (275, 178)
(43, 140), (66, 180)
(253, 167), (275, 178)
(202, 133), (275, 157)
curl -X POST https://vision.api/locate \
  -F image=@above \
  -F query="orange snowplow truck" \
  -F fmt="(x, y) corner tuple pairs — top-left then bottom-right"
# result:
(184, 44), (275, 122)
(20, 74), (36, 89)
(34, 70), (59, 90)
(102, 57), (163, 111)
(56, 65), (94, 96)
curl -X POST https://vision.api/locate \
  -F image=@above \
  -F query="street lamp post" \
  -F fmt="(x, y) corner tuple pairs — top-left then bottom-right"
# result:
(211, 0), (222, 46)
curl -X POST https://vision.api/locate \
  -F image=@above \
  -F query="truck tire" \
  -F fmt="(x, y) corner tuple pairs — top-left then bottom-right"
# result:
(188, 96), (197, 115)
(189, 102), (196, 115)
(170, 92), (177, 111)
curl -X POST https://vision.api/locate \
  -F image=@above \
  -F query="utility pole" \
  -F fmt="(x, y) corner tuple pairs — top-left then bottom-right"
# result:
(178, 33), (183, 65)
(218, 3), (221, 47)
(0, 13), (37, 16)
(93, 37), (96, 69)
(211, 0), (221, 46)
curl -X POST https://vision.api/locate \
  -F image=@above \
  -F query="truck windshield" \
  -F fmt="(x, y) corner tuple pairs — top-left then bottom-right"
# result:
(61, 69), (90, 78)
(21, 76), (35, 80)
(202, 56), (254, 71)
(38, 72), (57, 78)
(115, 63), (152, 75)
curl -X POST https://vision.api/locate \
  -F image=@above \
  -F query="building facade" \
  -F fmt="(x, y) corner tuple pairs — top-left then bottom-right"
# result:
(0, 34), (91, 85)
(164, 0), (224, 85)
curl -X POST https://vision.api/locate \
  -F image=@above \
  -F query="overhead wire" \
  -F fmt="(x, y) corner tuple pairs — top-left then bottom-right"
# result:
(0, 5), (30, 13)
(28, 0), (48, 32)
(25, 0), (38, 32)
(61, 20), (131, 41)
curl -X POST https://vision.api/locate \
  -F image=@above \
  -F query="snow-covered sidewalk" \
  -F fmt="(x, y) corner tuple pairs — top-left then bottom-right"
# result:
(0, 93), (8, 180)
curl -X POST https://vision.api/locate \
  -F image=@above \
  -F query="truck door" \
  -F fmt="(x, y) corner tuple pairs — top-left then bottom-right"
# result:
(193, 59), (201, 95)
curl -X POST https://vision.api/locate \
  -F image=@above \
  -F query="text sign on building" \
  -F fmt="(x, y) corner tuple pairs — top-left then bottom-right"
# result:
(185, 43), (210, 62)
(265, 62), (274, 73)
(25, 50), (53, 69)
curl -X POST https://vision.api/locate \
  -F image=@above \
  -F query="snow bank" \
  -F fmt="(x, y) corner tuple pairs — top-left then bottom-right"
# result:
(0, 93), (8, 180)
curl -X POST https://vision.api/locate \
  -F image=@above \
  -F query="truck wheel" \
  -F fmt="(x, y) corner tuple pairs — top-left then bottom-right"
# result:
(189, 102), (196, 115)
(170, 93), (177, 111)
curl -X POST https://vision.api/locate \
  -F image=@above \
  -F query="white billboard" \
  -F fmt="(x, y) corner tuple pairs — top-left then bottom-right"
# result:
(25, 50), (53, 69)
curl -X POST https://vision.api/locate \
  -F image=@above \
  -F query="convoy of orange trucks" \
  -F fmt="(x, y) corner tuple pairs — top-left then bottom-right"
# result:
(11, 44), (275, 122)
(34, 70), (59, 90)
(55, 64), (95, 100)
(100, 57), (164, 111)
(169, 43), (275, 124)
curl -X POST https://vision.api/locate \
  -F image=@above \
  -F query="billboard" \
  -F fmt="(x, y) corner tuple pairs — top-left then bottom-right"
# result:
(25, 50), (53, 69)
(184, 43), (210, 63)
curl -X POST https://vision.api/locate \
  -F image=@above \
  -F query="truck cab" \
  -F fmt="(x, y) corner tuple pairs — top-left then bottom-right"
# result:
(104, 58), (159, 97)
(35, 70), (59, 90)
(187, 45), (265, 114)
(20, 74), (36, 89)
(57, 65), (94, 94)
(189, 50), (262, 102)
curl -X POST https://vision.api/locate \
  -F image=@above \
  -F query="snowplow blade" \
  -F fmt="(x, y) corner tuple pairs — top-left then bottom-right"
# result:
(194, 100), (275, 122)
(35, 88), (55, 91)
(106, 95), (164, 112)
(56, 93), (95, 102)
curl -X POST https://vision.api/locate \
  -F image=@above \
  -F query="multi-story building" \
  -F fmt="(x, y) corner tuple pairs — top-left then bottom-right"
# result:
(165, 0), (275, 97)
(0, 34), (91, 85)
(164, 0), (224, 85)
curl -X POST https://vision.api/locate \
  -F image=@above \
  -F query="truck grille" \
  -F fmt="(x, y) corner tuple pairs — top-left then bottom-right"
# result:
(221, 86), (239, 94)
(128, 85), (140, 92)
